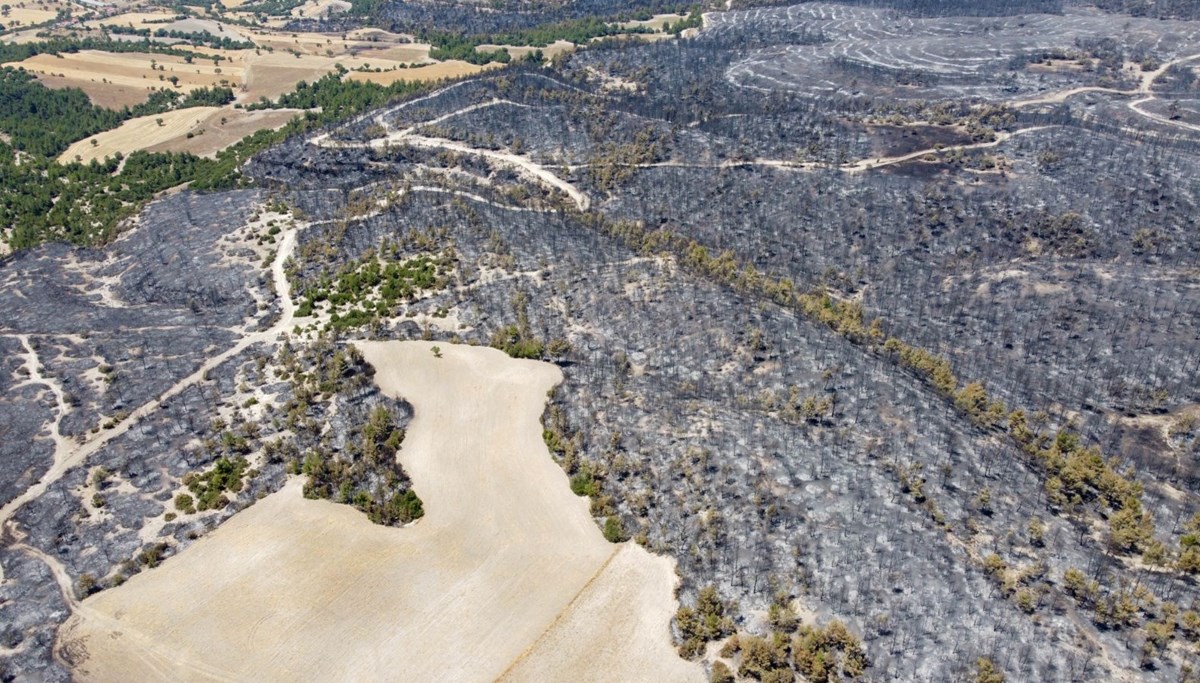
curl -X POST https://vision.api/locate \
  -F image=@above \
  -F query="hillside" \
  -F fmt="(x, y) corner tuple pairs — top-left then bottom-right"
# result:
(2, 1), (1200, 682)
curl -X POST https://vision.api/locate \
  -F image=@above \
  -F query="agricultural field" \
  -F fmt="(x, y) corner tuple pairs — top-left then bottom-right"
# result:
(62, 341), (699, 682)
(59, 106), (300, 163)
(3, 1), (1200, 682)
(4, 50), (243, 105)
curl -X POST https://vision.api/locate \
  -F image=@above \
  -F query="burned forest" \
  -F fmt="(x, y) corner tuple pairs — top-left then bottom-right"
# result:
(3, 1), (1200, 682)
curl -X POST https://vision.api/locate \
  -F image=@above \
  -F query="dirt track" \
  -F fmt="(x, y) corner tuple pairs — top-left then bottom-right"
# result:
(59, 341), (701, 683)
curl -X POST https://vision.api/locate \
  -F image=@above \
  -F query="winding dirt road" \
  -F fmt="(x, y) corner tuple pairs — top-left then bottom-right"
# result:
(0, 226), (299, 555)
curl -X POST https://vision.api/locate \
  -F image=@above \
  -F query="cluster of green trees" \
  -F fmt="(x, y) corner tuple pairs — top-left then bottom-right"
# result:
(489, 290), (571, 359)
(177, 456), (251, 512)
(425, 34), (511, 65)
(704, 591), (866, 682)
(136, 84), (237, 113)
(676, 585), (736, 658)
(301, 405), (423, 525)
(0, 67), (255, 247)
(295, 248), (453, 331)
(0, 68), (234, 157)
(239, 0), (306, 16)
(543, 395), (630, 537)
(0, 67), (123, 156)
(665, 9), (703, 35)
(2, 147), (219, 247)
(277, 340), (424, 527)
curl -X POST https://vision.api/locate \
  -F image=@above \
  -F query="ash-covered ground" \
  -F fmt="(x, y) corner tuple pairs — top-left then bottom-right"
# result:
(4, 2), (1200, 682)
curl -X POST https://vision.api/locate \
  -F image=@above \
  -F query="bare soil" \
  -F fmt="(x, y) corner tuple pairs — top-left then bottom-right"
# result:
(58, 341), (700, 683)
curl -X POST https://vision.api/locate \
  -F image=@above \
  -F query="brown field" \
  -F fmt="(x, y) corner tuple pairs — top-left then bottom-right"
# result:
(148, 107), (298, 156)
(58, 106), (299, 162)
(59, 341), (701, 683)
(59, 106), (221, 164)
(33, 72), (153, 107)
(345, 59), (495, 85)
(4, 50), (245, 104)
(356, 43), (431, 63)
(240, 51), (422, 100)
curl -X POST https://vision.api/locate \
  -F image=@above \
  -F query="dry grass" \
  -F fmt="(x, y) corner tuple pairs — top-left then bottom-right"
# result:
(288, 0), (349, 19)
(1, 6), (58, 26)
(60, 341), (701, 683)
(4, 50), (245, 103)
(83, 11), (179, 30)
(148, 107), (298, 156)
(58, 106), (299, 162)
(620, 12), (686, 30)
(244, 30), (394, 56)
(35, 72), (154, 107)
(58, 106), (221, 164)
(240, 51), (426, 100)
(476, 39), (575, 61)
(0, 0), (71, 28)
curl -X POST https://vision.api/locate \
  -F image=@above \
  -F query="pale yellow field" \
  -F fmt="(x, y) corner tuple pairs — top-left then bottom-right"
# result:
(244, 29), (389, 56)
(0, 0), (72, 27)
(345, 59), (495, 85)
(621, 12), (687, 30)
(148, 107), (298, 156)
(476, 39), (575, 61)
(59, 106), (299, 163)
(0, 27), (49, 44)
(356, 42), (431, 63)
(240, 50), (420, 100)
(289, 0), (349, 19)
(83, 10), (178, 29)
(1, 6), (58, 26)
(59, 106), (220, 164)
(60, 341), (702, 683)
(5, 50), (244, 102)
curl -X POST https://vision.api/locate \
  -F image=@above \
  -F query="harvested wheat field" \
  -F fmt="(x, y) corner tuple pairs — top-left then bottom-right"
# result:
(59, 341), (702, 683)
(58, 107), (220, 163)
(59, 106), (299, 162)
(476, 40), (575, 61)
(240, 51), (418, 101)
(146, 107), (299, 156)
(83, 10), (179, 30)
(345, 60), (495, 85)
(1, 6), (58, 26)
(289, 0), (350, 20)
(5, 50), (244, 102)
(29, 72), (153, 107)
